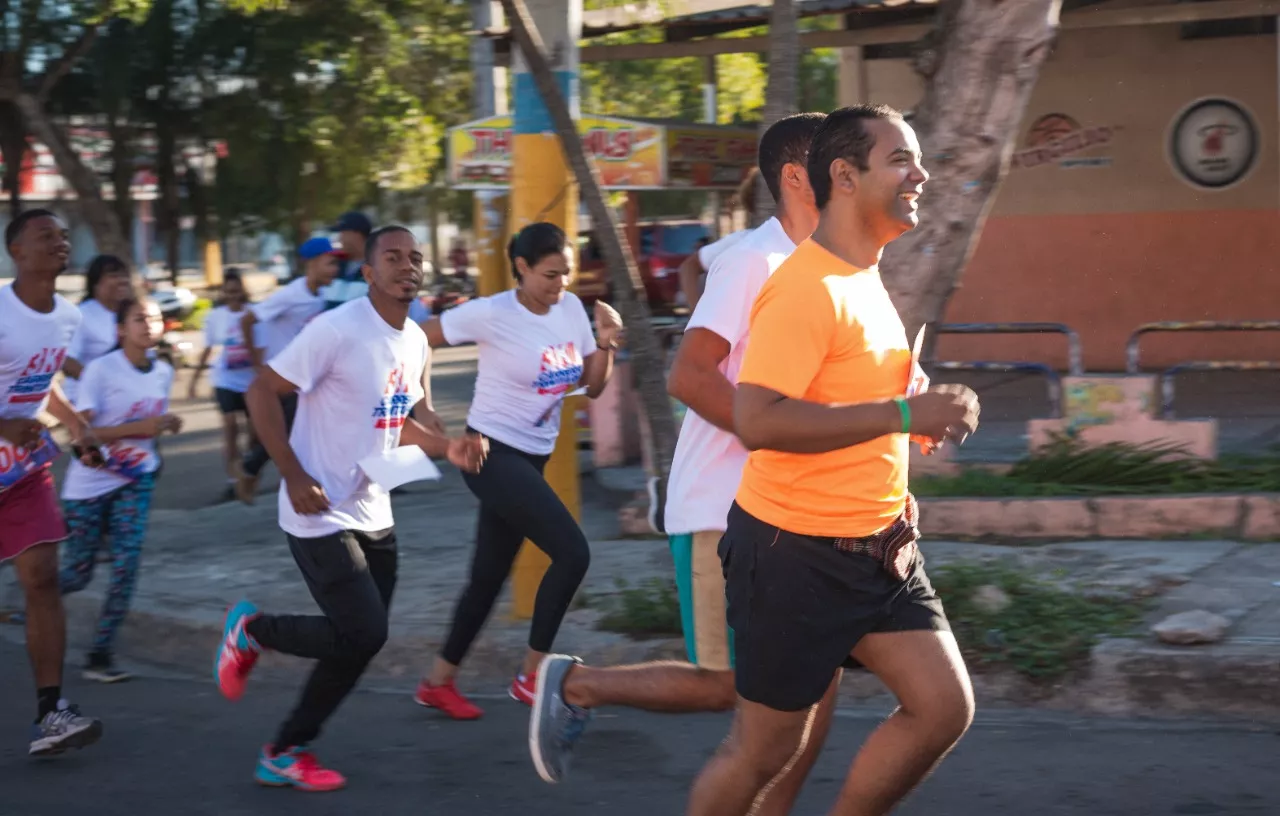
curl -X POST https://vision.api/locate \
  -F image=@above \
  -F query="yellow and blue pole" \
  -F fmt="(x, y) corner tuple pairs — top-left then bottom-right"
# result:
(509, 0), (583, 620)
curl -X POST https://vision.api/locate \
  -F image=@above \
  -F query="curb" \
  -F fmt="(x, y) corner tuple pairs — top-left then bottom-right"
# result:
(619, 494), (1280, 541)
(59, 591), (686, 691)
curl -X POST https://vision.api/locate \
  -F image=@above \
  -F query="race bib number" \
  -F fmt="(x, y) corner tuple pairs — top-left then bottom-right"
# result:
(0, 429), (60, 491)
(224, 344), (254, 370)
(104, 442), (153, 482)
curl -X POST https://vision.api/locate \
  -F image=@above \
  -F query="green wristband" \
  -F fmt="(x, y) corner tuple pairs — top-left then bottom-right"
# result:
(895, 397), (911, 434)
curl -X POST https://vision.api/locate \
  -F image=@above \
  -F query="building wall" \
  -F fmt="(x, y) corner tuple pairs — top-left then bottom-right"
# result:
(864, 25), (1280, 371)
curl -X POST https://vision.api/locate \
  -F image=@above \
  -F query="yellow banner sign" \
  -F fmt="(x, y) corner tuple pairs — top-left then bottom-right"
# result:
(448, 115), (753, 191)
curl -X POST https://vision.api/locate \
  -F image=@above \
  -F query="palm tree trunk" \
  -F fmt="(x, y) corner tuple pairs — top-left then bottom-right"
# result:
(500, 0), (678, 480)
(882, 0), (1061, 357)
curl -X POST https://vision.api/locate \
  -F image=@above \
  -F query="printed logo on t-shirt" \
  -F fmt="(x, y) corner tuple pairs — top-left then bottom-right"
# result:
(0, 428), (59, 490)
(372, 364), (414, 430)
(5, 347), (66, 405)
(104, 396), (167, 481)
(531, 343), (584, 396)
(224, 327), (253, 370)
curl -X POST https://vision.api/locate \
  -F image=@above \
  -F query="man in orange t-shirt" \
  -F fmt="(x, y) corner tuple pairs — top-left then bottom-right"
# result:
(686, 105), (982, 816)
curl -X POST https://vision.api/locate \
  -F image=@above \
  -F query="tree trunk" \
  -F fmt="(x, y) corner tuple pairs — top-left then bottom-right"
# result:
(0, 101), (27, 218)
(500, 0), (678, 481)
(753, 0), (799, 225)
(108, 118), (134, 243)
(156, 118), (182, 283)
(13, 93), (132, 261)
(881, 0), (1060, 355)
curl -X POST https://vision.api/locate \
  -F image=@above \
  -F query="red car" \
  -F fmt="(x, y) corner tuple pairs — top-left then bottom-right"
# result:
(575, 219), (709, 314)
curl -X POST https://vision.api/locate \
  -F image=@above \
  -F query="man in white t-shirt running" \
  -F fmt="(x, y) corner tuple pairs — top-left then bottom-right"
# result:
(528, 114), (831, 807)
(235, 236), (341, 503)
(212, 226), (488, 792)
(676, 167), (759, 312)
(0, 209), (106, 756)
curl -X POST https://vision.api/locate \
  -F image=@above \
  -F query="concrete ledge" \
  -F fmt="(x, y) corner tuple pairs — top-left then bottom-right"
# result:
(917, 493), (1280, 541)
(921, 498), (1096, 540)
(1082, 638), (1280, 723)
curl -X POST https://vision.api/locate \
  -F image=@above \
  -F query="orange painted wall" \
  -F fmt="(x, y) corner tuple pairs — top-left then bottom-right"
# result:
(938, 210), (1280, 371)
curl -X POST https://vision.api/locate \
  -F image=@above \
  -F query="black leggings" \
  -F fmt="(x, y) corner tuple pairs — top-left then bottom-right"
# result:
(440, 435), (591, 666)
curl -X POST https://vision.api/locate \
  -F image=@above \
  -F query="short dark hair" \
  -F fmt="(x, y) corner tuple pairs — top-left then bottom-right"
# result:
(507, 222), (567, 282)
(807, 104), (905, 209)
(364, 225), (415, 262)
(758, 113), (826, 203)
(83, 254), (129, 303)
(5, 208), (58, 255)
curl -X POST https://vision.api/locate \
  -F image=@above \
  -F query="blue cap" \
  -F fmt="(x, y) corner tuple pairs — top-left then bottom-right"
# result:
(298, 236), (340, 260)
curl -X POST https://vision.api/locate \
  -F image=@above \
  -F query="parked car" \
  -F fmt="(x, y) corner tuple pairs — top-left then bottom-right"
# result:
(575, 219), (709, 314)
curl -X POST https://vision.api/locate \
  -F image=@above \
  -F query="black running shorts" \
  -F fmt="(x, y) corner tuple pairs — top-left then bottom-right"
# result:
(214, 387), (247, 415)
(720, 501), (950, 712)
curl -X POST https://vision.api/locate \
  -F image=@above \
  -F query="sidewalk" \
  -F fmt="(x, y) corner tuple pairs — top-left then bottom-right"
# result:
(12, 462), (1276, 723)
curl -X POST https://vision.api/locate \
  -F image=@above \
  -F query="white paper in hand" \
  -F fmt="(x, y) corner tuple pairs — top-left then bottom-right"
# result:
(358, 446), (443, 491)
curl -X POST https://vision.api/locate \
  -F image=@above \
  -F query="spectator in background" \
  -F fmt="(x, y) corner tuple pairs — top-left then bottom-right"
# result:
(322, 211), (373, 310)
(187, 270), (257, 502)
(235, 237), (341, 503)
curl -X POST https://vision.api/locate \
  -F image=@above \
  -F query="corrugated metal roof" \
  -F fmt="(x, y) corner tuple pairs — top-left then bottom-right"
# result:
(572, 0), (937, 37)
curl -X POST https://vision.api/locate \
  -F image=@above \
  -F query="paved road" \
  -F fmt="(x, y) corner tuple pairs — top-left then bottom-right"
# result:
(1, 642), (1276, 816)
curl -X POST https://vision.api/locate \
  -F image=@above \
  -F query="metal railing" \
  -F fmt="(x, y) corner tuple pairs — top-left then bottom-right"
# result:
(1124, 321), (1280, 418)
(932, 323), (1084, 418)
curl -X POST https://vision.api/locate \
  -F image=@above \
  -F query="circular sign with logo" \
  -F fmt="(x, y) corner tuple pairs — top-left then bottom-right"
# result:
(1167, 98), (1259, 190)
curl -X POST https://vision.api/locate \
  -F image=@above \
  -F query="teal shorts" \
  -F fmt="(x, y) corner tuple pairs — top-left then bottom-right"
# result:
(669, 531), (735, 671)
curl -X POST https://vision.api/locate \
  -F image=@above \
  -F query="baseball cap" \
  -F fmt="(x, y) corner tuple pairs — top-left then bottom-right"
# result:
(298, 236), (341, 260)
(329, 211), (373, 235)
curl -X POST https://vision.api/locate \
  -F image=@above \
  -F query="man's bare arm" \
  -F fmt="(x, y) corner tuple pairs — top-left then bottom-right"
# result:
(667, 328), (734, 433)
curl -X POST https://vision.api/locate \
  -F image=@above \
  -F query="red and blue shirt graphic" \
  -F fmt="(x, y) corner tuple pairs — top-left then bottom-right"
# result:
(373, 364), (414, 430)
(531, 342), (584, 397)
(0, 347), (67, 490)
(105, 396), (168, 481)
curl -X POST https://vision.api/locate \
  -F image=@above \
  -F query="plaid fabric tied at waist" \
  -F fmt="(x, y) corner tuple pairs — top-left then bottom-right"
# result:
(826, 495), (920, 582)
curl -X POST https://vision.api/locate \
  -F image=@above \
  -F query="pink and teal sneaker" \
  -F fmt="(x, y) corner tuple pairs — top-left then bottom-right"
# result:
(255, 745), (347, 792)
(214, 600), (261, 701)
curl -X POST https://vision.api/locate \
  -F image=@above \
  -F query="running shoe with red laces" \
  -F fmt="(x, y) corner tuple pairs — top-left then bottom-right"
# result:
(509, 671), (537, 706)
(413, 678), (484, 720)
(255, 745), (346, 792)
(214, 599), (261, 702)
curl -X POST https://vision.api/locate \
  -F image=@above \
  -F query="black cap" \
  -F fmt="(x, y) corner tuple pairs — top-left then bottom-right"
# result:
(329, 211), (373, 236)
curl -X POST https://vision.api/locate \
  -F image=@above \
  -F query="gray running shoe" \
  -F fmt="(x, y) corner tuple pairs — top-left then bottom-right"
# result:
(29, 702), (103, 756)
(529, 654), (592, 784)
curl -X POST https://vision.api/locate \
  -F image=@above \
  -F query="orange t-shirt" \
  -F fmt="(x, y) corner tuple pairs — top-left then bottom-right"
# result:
(734, 238), (911, 537)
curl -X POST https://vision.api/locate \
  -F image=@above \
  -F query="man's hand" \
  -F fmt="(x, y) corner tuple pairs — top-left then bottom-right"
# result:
(594, 300), (624, 349)
(159, 413), (184, 434)
(445, 433), (489, 475)
(905, 384), (980, 445)
(0, 418), (44, 451)
(284, 472), (331, 515)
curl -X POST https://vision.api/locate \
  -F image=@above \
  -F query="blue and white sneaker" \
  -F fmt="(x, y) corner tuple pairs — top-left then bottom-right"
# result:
(529, 654), (593, 784)
(29, 701), (103, 756)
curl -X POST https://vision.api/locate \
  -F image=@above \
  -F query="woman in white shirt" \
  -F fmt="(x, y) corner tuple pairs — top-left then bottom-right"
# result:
(62, 255), (132, 403)
(187, 271), (256, 501)
(58, 297), (182, 683)
(414, 222), (623, 719)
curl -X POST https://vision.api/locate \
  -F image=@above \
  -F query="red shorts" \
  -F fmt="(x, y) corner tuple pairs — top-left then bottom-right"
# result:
(0, 469), (67, 563)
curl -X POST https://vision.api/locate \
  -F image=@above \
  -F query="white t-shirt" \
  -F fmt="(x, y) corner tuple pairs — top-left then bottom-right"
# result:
(62, 350), (174, 501)
(697, 229), (751, 272)
(441, 289), (597, 456)
(252, 278), (325, 361)
(665, 217), (797, 535)
(204, 305), (256, 393)
(269, 297), (428, 538)
(0, 283), (81, 493)
(63, 299), (118, 403)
